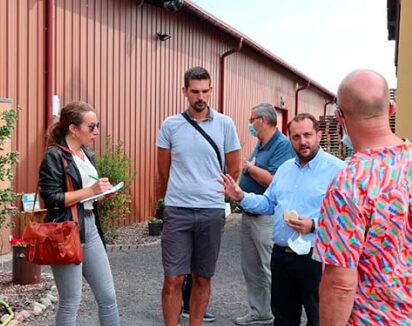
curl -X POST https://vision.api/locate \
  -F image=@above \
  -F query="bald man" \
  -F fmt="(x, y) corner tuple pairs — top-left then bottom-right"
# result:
(313, 70), (412, 325)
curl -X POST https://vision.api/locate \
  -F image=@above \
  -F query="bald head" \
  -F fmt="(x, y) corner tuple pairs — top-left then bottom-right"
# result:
(337, 70), (389, 120)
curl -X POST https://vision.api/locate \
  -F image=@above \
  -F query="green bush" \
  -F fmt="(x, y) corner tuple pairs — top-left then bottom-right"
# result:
(95, 137), (135, 241)
(0, 107), (21, 231)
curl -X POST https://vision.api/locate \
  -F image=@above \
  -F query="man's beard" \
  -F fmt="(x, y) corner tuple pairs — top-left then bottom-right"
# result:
(297, 145), (320, 164)
(193, 101), (207, 112)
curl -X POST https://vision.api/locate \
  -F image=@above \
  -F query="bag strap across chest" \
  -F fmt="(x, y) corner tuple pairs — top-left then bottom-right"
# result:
(181, 111), (224, 173)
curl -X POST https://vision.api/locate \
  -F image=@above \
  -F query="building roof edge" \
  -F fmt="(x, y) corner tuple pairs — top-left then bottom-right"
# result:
(183, 0), (336, 99)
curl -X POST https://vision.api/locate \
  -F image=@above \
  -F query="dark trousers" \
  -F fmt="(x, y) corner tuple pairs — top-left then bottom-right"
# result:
(182, 274), (192, 311)
(271, 245), (322, 326)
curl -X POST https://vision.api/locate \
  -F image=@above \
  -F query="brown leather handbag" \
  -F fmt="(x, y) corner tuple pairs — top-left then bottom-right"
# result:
(23, 155), (83, 265)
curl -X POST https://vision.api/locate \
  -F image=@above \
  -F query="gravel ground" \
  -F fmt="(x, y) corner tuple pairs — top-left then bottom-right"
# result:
(1, 215), (307, 325)
(0, 221), (161, 324)
(27, 216), (250, 325)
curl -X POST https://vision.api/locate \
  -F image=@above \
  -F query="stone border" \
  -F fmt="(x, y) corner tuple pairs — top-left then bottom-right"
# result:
(0, 272), (58, 325)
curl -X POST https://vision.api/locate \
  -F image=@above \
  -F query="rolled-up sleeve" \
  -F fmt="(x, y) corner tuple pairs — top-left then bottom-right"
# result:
(239, 178), (277, 215)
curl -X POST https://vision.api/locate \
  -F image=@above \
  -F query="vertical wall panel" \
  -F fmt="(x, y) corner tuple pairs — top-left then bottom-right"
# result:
(0, 0), (46, 201)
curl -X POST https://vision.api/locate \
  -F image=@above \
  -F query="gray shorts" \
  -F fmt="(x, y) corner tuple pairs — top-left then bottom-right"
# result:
(161, 206), (225, 277)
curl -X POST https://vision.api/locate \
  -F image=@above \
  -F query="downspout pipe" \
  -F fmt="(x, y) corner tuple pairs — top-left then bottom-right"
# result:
(219, 37), (243, 113)
(45, 0), (55, 128)
(323, 98), (336, 118)
(294, 80), (311, 116)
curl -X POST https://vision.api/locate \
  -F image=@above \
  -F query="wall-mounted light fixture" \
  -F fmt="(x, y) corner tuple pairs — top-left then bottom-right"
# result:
(280, 96), (286, 108)
(146, 0), (184, 12)
(157, 33), (171, 42)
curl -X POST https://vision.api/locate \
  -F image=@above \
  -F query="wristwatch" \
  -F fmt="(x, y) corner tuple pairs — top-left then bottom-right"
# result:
(310, 219), (316, 233)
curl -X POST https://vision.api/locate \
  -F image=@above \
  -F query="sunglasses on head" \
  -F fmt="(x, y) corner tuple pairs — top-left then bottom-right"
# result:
(87, 122), (100, 132)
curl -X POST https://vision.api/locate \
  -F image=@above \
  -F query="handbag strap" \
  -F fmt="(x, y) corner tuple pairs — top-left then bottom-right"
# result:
(60, 156), (79, 224)
(181, 111), (224, 172)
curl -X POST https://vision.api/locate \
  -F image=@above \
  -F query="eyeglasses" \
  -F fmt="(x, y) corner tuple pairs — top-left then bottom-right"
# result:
(87, 122), (100, 132)
(249, 116), (261, 124)
(335, 107), (344, 118)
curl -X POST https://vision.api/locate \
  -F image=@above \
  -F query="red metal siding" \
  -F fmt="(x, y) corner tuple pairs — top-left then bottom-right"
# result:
(1, 0), (334, 225)
(0, 0), (46, 195)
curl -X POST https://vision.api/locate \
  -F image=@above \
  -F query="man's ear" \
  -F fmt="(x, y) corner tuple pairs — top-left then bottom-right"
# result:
(182, 86), (187, 96)
(389, 101), (396, 117)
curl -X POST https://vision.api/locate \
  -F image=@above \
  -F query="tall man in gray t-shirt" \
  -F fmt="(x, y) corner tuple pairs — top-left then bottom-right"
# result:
(157, 66), (241, 326)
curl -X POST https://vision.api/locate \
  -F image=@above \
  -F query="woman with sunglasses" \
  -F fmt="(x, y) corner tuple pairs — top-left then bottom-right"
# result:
(39, 101), (120, 325)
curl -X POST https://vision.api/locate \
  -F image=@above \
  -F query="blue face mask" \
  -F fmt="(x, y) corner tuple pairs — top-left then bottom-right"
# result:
(341, 121), (353, 150)
(341, 133), (353, 150)
(248, 123), (258, 137)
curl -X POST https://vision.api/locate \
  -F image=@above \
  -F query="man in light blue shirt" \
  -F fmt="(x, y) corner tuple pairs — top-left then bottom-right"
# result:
(219, 113), (345, 326)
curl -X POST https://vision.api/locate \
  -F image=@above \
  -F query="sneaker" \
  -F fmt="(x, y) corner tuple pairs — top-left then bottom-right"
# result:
(234, 313), (274, 326)
(181, 310), (216, 322)
(203, 312), (216, 322)
(181, 310), (190, 319)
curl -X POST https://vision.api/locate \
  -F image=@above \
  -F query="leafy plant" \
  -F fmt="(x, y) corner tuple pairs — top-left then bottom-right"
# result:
(95, 137), (135, 241)
(0, 107), (21, 231)
(225, 197), (238, 211)
(156, 198), (165, 210)
(148, 217), (163, 224)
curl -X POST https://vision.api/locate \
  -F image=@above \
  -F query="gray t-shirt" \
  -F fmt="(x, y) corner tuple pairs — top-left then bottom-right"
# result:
(156, 109), (241, 208)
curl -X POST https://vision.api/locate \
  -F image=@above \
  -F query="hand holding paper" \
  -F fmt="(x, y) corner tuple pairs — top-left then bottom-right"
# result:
(89, 177), (112, 194)
(81, 182), (124, 203)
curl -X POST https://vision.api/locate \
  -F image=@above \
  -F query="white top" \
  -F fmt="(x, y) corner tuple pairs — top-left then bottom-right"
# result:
(71, 149), (98, 210)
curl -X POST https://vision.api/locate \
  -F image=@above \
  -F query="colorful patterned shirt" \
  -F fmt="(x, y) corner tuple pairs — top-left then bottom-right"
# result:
(313, 141), (412, 325)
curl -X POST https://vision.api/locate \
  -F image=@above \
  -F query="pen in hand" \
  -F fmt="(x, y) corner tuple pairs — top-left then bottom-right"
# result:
(89, 175), (113, 188)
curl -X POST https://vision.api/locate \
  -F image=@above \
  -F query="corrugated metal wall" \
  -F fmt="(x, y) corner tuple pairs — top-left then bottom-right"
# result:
(1, 0), (333, 225)
(0, 0), (46, 194)
(223, 46), (329, 159)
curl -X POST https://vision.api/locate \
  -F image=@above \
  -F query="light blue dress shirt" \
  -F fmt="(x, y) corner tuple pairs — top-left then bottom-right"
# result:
(239, 149), (346, 247)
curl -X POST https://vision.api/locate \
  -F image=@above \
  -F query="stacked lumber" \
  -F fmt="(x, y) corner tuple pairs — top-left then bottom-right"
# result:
(318, 115), (349, 160)
(389, 88), (396, 133)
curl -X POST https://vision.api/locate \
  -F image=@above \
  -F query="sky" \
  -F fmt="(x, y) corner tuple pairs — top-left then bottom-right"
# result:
(191, 0), (397, 93)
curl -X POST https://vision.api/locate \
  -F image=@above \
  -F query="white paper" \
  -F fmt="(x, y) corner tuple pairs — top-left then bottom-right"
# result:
(80, 182), (124, 203)
(52, 95), (60, 117)
(225, 202), (231, 218)
(22, 193), (40, 212)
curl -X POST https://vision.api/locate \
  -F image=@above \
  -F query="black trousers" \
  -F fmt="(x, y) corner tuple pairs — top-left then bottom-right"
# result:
(271, 245), (322, 326)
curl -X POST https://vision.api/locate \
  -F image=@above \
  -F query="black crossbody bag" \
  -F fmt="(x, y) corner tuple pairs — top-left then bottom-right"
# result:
(181, 111), (225, 173)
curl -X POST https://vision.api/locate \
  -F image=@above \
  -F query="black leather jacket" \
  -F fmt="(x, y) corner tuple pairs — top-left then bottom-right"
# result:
(39, 138), (106, 245)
